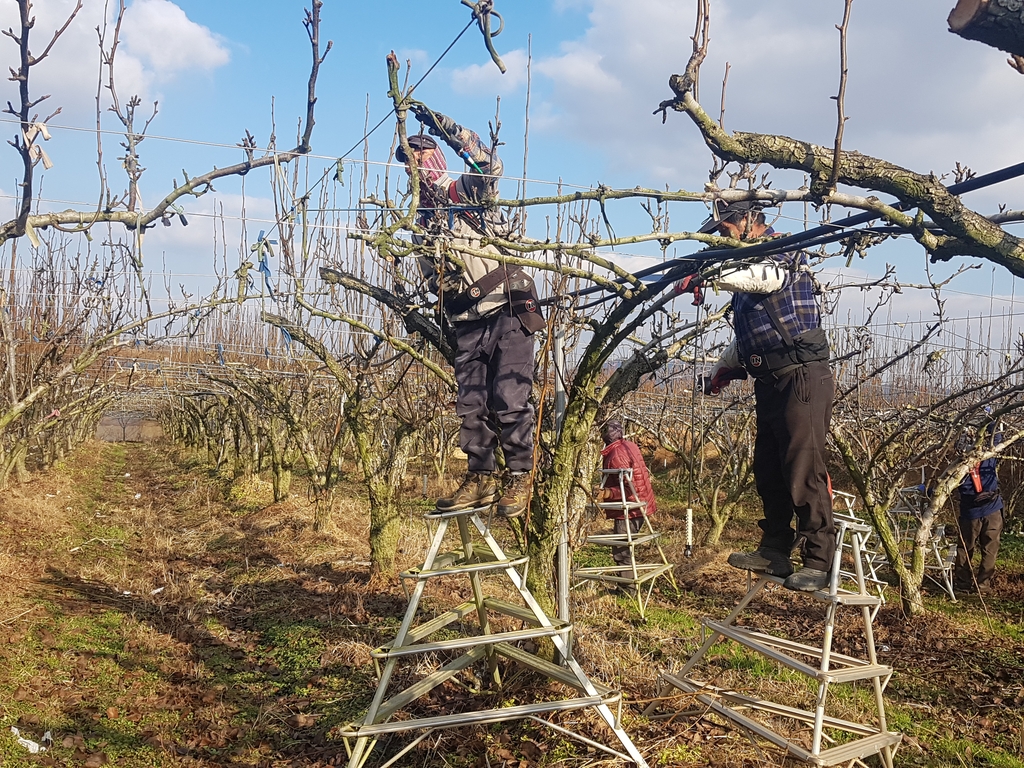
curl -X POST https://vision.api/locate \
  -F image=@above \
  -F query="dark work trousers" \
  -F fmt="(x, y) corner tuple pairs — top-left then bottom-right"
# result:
(453, 312), (535, 473)
(752, 361), (836, 571)
(955, 509), (1003, 587)
(612, 516), (644, 567)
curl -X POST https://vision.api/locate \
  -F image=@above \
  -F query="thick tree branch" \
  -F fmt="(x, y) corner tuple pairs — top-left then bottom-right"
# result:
(658, 83), (1024, 274)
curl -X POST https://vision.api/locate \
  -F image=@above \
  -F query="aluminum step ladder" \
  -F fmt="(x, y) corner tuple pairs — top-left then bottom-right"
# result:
(573, 467), (676, 618)
(642, 518), (901, 767)
(340, 504), (649, 768)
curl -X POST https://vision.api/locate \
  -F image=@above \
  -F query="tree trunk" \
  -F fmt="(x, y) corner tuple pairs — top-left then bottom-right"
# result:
(313, 490), (336, 533)
(705, 500), (731, 546)
(0, 440), (28, 490)
(530, 393), (602, 614)
(949, 0), (1024, 57)
(272, 464), (292, 502)
(364, 428), (417, 579)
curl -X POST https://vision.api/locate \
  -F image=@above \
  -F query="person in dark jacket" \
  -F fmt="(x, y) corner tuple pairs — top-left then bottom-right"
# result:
(398, 101), (543, 519)
(677, 200), (835, 592)
(598, 419), (657, 569)
(954, 429), (1004, 593)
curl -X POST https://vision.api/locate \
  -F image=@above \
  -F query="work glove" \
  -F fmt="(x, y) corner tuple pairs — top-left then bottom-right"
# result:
(699, 365), (747, 396)
(674, 273), (705, 306)
(409, 102), (462, 143)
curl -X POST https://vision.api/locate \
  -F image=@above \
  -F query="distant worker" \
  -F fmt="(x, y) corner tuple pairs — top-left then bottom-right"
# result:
(597, 419), (657, 572)
(954, 427), (1004, 594)
(677, 200), (835, 592)
(397, 100), (544, 519)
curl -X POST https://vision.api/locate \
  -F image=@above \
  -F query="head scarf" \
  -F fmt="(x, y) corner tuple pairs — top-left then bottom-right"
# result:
(404, 139), (451, 213)
(602, 419), (623, 445)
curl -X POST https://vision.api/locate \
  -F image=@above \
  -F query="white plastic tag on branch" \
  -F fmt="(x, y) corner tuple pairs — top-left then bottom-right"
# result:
(22, 122), (54, 170)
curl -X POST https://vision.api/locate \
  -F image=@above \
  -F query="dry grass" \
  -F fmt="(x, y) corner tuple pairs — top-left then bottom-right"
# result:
(0, 441), (1022, 767)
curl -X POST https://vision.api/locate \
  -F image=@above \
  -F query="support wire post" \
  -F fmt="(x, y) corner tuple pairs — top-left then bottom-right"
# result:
(553, 328), (571, 661)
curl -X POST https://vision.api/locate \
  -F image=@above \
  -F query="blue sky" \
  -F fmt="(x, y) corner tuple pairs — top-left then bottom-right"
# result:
(2, 0), (1023, 330)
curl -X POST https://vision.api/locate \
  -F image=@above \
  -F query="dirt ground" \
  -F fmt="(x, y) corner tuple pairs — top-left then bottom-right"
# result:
(0, 440), (1022, 767)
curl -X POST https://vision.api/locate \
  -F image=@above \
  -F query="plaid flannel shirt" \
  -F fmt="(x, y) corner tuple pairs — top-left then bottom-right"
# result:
(732, 249), (821, 359)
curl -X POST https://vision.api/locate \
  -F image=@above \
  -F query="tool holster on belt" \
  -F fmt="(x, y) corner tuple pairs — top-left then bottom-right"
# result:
(444, 265), (545, 333)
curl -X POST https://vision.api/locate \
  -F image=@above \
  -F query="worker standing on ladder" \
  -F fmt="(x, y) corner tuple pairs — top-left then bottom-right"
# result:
(677, 200), (835, 592)
(597, 419), (657, 589)
(398, 101), (544, 519)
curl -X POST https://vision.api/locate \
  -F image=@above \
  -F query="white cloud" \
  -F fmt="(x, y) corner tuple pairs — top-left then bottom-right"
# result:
(121, 0), (229, 78)
(452, 48), (530, 95)
(530, 0), (1024, 217)
(0, 0), (229, 122)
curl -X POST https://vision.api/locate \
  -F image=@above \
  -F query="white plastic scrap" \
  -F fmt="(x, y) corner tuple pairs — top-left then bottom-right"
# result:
(10, 726), (46, 754)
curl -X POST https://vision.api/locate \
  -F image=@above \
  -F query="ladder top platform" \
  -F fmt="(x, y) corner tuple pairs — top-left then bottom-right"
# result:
(737, 570), (882, 606)
(423, 504), (496, 520)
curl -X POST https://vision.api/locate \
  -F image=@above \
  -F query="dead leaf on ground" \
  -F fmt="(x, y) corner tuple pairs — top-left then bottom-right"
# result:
(286, 713), (317, 729)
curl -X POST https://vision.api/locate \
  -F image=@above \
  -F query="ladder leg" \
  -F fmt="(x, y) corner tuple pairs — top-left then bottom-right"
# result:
(458, 513), (500, 688)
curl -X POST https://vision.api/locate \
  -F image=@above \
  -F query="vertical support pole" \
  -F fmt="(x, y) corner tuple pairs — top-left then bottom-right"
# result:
(553, 328), (571, 660)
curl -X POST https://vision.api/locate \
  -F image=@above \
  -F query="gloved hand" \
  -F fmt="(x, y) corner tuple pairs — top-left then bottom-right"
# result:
(409, 102), (461, 142)
(700, 365), (747, 395)
(674, 273), (705, 306)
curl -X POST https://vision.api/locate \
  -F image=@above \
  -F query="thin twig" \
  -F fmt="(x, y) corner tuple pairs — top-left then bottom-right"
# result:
(828, 0), (854, 193)
(718, 62), (730, 130)
(0, 607), (36, 625)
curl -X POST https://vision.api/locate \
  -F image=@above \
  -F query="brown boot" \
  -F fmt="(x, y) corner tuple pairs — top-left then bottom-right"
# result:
(497, 472), (532, 519)
(435, 472), (499, 512)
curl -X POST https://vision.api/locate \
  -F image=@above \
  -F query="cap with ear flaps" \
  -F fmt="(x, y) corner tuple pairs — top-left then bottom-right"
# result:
(697, 199), (763, 234)
(395, 133), (438, 163)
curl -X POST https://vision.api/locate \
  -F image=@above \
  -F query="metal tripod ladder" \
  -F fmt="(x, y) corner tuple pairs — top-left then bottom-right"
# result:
(340, 504), (649, 768)
(832, 491), (888, 619)
(889, 485), (958, 600)
(642, 518), (901, 767)
(573, 468), (676, 618)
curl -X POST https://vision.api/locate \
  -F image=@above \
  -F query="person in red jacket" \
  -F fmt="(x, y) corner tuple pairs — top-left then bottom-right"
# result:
(598, 419), (657, 570)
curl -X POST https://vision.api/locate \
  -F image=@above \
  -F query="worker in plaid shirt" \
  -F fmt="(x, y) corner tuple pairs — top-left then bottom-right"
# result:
(676, 201), (835, 592)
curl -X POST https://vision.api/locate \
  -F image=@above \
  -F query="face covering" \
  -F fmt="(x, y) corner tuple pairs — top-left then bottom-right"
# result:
(408, 146), (451, 211)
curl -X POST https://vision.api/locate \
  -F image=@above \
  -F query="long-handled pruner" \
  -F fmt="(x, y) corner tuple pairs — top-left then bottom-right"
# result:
(461, 0), (506, 73)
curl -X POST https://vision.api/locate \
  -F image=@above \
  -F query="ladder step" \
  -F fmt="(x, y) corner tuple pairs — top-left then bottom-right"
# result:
(339, 694), (608, 738)
(704, 622), (893, 684)
(493, 642), (615, 696)
(754, 573), (882, 605)
(374, 645), (487, 722)
(816, 731), (903, 765)
(402, 555), (529, 580)
(574, 563), (673, 584)
(373, 623), (572, 659)
(393, 600), (479, 647)
(482, 597), (549, 625)
(423, 504), (495, 519)
(595, 501), (646, 511)
(584, 533), (661, 547)
(658, 674), (880, 736)
(655, 675), (900, 766)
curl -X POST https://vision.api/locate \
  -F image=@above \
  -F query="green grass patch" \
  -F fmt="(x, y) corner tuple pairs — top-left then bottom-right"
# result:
(932, 738), (1024, 767)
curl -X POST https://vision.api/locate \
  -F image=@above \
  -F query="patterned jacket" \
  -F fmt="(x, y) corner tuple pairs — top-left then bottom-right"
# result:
(412, 123), (530, 323)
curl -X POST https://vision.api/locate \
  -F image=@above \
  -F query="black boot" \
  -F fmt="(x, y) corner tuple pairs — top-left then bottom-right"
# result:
(726, 547), (794, 578)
